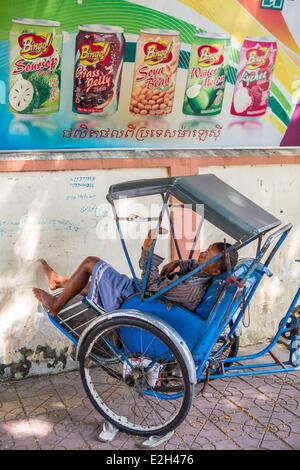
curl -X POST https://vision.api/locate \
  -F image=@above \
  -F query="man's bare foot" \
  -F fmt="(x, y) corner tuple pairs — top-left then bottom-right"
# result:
(39, 259), (67, 291)
(33, 288), (59, 317)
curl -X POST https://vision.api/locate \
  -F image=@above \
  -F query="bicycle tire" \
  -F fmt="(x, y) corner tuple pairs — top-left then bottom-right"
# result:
(79, 315), (194, 436)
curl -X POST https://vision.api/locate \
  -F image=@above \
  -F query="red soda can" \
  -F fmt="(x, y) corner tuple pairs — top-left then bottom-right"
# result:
(73, 24), (125, 115)
(230, 37), (277, 117)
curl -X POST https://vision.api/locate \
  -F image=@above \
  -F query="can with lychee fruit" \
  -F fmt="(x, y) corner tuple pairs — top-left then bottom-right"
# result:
(230, 37), (277, 117)
(129, 29), (180, 116)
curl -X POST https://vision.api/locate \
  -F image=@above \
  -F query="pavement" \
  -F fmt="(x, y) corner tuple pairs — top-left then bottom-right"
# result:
(1, 343), (300, 451)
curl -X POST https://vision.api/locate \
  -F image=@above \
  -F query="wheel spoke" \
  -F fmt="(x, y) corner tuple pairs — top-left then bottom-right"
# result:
(80, 319), (192, 434)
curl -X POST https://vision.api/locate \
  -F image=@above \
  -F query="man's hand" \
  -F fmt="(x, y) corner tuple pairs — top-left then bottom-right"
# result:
(160, 260), (180, 277)
(143, 227), (168, 252)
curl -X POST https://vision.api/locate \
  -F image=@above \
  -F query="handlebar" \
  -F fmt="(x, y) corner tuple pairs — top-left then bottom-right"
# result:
(238, 223), (293, 285)
(264, 223), (293, 244)
(262, 223), (292, 267)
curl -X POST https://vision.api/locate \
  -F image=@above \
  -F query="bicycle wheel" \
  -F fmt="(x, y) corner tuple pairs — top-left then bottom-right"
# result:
(79, 316), (194, 436)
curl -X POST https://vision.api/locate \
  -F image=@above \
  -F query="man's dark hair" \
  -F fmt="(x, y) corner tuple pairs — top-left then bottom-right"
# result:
(213, 242), (238, 272)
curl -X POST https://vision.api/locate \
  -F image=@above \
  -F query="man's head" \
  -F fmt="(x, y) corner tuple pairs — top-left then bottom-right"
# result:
(198, 242), (238, 276)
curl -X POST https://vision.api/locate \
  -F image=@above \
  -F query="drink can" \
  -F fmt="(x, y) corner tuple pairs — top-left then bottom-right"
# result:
(9, 18), (62, 116)
(231, 37), (278, 117)
(129, 29), (180, 116)
(73, 24), (125, 115)
(183, 32), (231, 116)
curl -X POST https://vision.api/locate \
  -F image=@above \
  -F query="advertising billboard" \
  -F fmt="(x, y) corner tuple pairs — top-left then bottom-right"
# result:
(0, 0), (300, 150)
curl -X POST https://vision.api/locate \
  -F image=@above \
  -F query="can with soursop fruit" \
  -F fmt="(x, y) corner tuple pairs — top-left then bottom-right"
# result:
(183, 32), (231, 116)
(9, 18), (62, 116)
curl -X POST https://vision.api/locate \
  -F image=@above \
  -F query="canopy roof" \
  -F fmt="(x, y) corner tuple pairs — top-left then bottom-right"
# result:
(108, 175), (281, 240)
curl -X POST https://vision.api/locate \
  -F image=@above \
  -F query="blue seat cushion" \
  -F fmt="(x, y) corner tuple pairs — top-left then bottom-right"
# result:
(194, 273), (227, 320)
(194, 259), (254, 320)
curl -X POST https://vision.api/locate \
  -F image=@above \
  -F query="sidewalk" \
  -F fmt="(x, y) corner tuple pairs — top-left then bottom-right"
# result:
(1, 343), (300, 450)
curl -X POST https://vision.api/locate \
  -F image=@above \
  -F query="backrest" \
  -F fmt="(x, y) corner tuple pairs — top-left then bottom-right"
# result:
(194, 272), (227, 320)
(194, 258), (255, 320)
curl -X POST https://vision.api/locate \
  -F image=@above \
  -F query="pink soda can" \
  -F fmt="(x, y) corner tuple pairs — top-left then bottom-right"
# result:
(230, 37), (277, 117)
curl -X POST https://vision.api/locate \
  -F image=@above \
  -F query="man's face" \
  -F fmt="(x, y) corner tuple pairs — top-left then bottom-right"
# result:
(198, 244), (222, 276)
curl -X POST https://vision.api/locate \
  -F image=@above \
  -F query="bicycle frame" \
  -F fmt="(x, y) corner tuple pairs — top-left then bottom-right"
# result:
(196, 225), (300, 382)
(199, 287), (300, 381)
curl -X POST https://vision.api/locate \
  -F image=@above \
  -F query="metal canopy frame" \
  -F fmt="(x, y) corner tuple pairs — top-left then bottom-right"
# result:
(108, 175), (282, 241)
(108, 188), (292, 302)
(105, 188), (300, 384)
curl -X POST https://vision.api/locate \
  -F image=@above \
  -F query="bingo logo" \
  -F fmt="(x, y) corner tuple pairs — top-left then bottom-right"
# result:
(197, 45), (224, 67)
(246, 47), (270, 69)
(144, 41), (173, 65)
(19, 33), (54, 59)
(79, 42), (111, 66)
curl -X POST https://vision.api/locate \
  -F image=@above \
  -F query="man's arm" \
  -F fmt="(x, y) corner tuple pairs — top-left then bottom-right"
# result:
(160, 260), (180, 277)
(139, 229), (209, 309)
(139, 228), (167, 288)
(145, 228), (197, 278)
(139, 247), (210, 309)
(139, 247), (165, 288)
(143, 227), (168, 252)
(160, 259), (197, 277)
(178, 259), (199, 275)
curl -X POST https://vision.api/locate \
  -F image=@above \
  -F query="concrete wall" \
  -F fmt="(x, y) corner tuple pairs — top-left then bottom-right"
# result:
(0, 162), (299, 379)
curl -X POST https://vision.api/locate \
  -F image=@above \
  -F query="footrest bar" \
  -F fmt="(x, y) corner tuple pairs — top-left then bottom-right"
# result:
(57, 307), (89, 325)
(268, 350), (287, 369)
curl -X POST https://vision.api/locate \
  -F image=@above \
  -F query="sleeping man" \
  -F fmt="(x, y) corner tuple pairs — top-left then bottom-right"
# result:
(33, 228), (238, 317)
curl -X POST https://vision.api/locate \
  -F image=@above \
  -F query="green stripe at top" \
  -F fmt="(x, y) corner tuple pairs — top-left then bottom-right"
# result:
(1, 0), (198, 42)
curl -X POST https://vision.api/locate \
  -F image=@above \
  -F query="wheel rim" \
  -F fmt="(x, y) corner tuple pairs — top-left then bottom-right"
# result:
(82, 322), (189, 432)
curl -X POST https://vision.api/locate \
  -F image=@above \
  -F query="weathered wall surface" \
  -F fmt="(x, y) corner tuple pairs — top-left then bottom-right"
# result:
(0, 167), (169, 380)
(0, 161), (299, 380)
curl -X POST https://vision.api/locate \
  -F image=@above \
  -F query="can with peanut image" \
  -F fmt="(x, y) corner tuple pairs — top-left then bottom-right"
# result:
(129, 29), (180, 116)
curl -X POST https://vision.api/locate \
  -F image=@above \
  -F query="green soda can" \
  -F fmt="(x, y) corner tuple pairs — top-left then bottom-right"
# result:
(9, 18), (62, 116)
(183, 32), (231, 116)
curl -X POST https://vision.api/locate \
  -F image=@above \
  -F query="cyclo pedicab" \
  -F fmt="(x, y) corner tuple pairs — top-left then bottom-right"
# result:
(43, 175), (300, 442)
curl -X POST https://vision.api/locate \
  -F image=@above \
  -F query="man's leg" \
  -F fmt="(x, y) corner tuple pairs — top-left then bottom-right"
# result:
(80, 282), (91, 297)
(39, 259), (69, 290)
(33, 256), (100, 317)
(40, 259), (91, 295)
